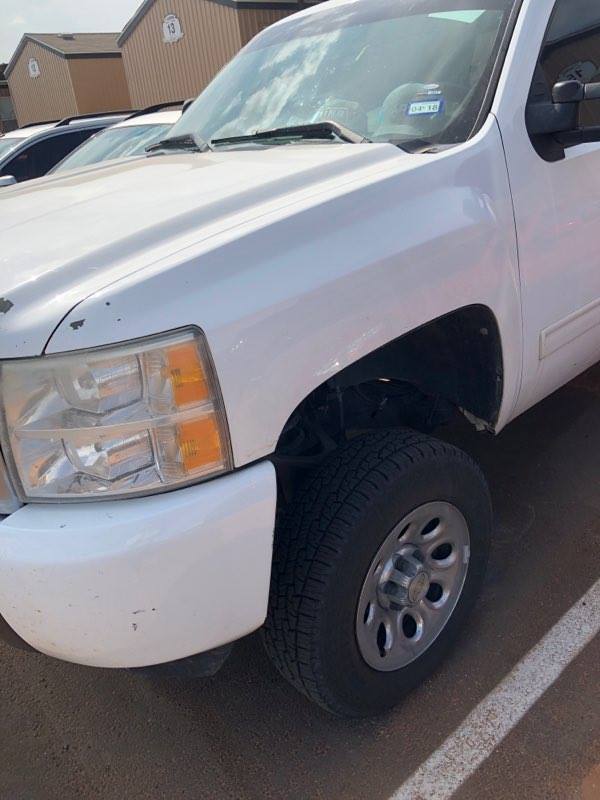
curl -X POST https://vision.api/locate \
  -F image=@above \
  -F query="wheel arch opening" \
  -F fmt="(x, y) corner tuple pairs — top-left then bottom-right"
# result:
(272, 304), (503, 501)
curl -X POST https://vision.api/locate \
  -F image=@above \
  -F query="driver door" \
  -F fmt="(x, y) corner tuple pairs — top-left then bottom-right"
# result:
(498, 0), (600, 416)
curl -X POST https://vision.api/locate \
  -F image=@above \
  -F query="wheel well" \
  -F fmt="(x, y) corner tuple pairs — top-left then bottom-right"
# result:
(273, 305), (503, 499)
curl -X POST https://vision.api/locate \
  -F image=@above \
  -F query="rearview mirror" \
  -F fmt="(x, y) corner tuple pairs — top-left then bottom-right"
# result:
(527, 79), (600, 146)
(0, 175), (17, 188)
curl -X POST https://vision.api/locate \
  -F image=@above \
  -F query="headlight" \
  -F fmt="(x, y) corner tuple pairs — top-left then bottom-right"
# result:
(0, 329), (232, 501)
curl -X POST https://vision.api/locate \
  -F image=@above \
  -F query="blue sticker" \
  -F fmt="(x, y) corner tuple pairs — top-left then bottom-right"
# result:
(407, 98), (445, 116)
(406, 85), (446, 117)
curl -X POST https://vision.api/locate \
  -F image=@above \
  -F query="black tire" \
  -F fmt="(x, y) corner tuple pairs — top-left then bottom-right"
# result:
(263, 430), (492, 717)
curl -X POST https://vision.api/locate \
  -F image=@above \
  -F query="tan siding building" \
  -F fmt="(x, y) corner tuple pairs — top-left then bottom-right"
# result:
(119, 0), (320, 108)
(6, 34), (131, 126)
(0, 64), (17, 133)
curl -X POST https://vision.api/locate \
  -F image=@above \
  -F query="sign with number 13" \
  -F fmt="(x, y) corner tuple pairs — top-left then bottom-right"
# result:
(163, 14), (184, 43)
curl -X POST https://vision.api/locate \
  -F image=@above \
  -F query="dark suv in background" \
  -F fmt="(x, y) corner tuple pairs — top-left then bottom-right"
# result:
(0, 111), (131, 185)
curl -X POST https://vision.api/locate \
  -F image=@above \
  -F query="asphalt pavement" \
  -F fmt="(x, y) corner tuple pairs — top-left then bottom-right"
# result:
(1, 365), (599, 800)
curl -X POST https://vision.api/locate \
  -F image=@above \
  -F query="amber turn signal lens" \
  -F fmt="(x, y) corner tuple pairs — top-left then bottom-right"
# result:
(167, 342), (210, 408)
(0, 328), (232, 501)
(178, 416), (223, 473)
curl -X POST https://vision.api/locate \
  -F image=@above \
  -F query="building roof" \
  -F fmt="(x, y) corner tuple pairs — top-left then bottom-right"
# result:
(118, 0), (316, 46)
(5, 33), (122, 79)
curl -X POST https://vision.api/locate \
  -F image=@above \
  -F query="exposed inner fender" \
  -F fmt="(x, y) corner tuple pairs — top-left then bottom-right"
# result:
(330, 304), (503, 426)
(273, 305), (503, 501)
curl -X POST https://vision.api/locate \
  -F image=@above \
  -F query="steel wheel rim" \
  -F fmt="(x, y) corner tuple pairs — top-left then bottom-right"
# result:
(355, 501), (471, 672)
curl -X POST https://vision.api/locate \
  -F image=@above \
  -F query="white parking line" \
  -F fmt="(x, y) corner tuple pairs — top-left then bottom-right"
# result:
(390, 578), (600, 800)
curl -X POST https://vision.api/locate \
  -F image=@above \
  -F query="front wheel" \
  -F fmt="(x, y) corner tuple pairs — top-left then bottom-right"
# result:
(263, 430), (492, 717)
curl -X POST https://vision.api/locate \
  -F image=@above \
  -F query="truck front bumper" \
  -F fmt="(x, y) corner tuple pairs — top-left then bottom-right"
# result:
(0, 462), (276, 668)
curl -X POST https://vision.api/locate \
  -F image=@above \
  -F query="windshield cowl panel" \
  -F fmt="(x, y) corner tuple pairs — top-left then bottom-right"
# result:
(168, 0), (517, 152)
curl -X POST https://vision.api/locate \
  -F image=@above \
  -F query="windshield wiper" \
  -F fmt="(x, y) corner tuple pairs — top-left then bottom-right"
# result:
(211, 121), (370, 147)
(146, 133), (211, 154)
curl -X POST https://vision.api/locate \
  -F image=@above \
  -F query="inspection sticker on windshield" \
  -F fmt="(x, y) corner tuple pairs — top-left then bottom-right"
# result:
(407, 99), (443, 116)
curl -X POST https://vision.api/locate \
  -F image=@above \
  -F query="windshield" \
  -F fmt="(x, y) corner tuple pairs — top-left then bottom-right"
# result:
(169, 0), (516, 150)
(53, 123), (174, 173)
(0, 138), (20, 162)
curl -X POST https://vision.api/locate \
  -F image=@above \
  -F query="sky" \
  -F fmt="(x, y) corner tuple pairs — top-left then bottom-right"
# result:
(1, 0), (143, 63)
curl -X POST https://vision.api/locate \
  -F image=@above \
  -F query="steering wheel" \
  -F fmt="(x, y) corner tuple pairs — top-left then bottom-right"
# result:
(436, 82), (472, 109)
(375, 81), (469, 140)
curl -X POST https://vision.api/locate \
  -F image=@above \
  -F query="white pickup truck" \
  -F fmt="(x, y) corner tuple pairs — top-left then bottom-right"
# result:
(0, 0), (599, 717)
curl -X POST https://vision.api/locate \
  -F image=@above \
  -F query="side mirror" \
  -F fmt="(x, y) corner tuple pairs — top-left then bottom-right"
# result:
(527, 79), (600, 146)
(552, 79), (600, 103)
(0, 175), (17, 188)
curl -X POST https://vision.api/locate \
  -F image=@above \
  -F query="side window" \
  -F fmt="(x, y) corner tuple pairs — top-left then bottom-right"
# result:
(539, 0), (600, 126)
(4, 141), (52, 182)
(6, 129), (100, 182)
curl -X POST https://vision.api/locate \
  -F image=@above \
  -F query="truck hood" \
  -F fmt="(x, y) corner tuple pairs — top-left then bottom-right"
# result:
(0, 144), (397, 357)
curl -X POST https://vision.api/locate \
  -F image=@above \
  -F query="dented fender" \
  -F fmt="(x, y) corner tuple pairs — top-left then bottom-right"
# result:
(46, 118), (521, 465)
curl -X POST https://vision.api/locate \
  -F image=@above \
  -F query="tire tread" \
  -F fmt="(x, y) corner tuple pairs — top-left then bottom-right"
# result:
(263, 430), (488, 715)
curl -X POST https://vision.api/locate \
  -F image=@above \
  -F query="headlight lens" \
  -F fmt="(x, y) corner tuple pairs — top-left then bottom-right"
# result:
(0, 329), (232, 501)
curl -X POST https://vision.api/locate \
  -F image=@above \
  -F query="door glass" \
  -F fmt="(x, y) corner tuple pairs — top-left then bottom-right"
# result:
(7, 129), (101, 182)
(0, 137), (20, 162)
